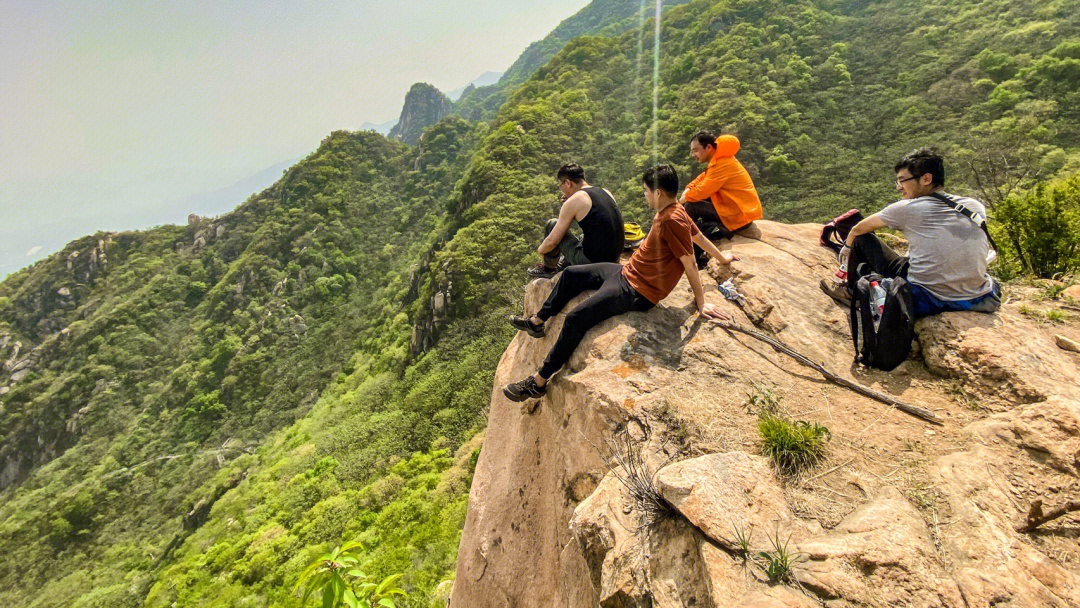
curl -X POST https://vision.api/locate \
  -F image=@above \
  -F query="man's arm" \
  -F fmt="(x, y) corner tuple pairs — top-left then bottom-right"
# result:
(538, 194), (584, 255)
(680, 254), (729, 320)
(679, 160), (735, 205)
(844, 214), (888, 247)
(692, 231), (738, 265)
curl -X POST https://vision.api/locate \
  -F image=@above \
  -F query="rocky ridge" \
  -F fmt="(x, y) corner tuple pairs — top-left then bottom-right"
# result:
(389, 83), (454, 146)
(451, 221), (1080, 607)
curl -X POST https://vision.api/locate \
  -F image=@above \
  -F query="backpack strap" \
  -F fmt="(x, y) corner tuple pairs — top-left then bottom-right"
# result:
(849, 287), (862, 364)
(928, 192), (999, 253)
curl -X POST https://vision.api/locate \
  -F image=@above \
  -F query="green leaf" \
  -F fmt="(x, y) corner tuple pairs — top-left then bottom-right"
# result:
(378, 598), (396, 608)
(347, 569), (367, 579)
(322, 585), (335, 608)
(344, 589), (359, 608)
(374, 573), (403, 595)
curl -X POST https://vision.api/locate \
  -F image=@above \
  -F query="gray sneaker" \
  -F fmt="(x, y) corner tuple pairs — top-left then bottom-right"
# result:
(820, 279), (852, 306)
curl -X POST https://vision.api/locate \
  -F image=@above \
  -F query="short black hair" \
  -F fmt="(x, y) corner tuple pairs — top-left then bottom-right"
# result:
(556, 163), (585, 183)
(691, 131), (717, 149)
(643, 164), (679, 196)
(894, 148), (945, 186)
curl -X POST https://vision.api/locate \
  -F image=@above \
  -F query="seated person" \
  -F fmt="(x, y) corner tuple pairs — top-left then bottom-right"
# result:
(504, 164), (737, 401)
(528, 163), (625, 279)
(679, 131), (763, 267)
(820, 148), (1000, 317)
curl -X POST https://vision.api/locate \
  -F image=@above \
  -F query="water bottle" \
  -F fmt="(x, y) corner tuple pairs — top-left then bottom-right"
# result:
(835, 260), (848, 280)
(870, 281), (886, 329)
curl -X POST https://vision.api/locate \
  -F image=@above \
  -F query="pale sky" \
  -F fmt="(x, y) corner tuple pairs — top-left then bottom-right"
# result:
(0, 0), (591, 277)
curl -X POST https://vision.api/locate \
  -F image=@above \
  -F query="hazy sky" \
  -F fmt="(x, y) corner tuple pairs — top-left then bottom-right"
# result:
(0, 0), (590, 277)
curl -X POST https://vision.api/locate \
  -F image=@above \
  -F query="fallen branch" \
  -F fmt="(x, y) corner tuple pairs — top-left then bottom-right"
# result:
(710, 320), (943, 426)
(1017, 499), (1080, 533)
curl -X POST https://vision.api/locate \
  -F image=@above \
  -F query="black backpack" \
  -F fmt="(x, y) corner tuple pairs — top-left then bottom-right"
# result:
(820, 209), (864, 256)
(849, 273), (915, 371)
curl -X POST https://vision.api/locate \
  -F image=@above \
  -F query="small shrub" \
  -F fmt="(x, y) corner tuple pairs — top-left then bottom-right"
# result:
(745, 382), (783, 417)
(755, 531), (804, 584)
(295, 541), (407, 608)
(758, 414), (831, 476)
(731, 521), (753, 560)
(602, 425), (671, 528)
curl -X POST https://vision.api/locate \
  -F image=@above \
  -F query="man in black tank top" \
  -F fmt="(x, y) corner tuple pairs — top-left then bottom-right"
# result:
(529, 163), (625, 279)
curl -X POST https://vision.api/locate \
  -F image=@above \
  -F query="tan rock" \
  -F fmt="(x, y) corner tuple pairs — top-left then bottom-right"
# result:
(970, 395), (1080, 474)
(1056, 334), (1080, 353)
(931, 445), (1080, 606)
(655, 451), (796, 546)
(916, 311), (1080, 403)
(1061, 284), (1080, 302)
(451, 221), (1080, 607)
(797, 487), (964, 606)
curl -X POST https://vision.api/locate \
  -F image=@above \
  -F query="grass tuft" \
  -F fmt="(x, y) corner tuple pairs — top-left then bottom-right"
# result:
(756, 531), (804, 584)
(758, 414), (831, 476)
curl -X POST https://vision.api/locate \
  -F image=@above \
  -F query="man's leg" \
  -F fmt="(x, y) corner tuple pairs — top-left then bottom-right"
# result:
(683, 201), (733, 266)
(505, 264), (642, 401)
(846, 233), (909, 292)
(537, 267), (642, 379)
(541, 218), (564, 269)
(536, 264), (613, 322)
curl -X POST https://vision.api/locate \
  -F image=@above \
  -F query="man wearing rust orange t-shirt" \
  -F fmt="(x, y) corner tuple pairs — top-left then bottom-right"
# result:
(503, 164), (738, 402)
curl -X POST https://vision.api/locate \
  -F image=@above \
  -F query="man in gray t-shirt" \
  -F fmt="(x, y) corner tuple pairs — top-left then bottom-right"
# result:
(820, 148), (1000, 318)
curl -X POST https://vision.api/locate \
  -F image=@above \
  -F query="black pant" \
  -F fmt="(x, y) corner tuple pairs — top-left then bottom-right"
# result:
(683, 201), (734, 264)
(846, 234), (910, 291)
(535, 263), (653, 379)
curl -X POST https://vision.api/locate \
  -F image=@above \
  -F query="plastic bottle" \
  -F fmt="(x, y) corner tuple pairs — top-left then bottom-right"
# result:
(870, 280), (886, 321)
(835, 260), (848, 280)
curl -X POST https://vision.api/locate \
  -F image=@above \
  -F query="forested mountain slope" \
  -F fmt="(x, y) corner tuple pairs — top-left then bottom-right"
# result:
(1, 0), (1078, 606)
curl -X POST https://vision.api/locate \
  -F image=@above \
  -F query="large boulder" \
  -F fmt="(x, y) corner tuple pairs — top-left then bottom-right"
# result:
(451, 221), (1080, 607)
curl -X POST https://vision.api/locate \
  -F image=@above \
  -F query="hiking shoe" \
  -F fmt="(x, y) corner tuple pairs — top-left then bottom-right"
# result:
(503, 376), (547, 402)
(819, 278), (852, 306)
(527, 263), (558, 279)
(508, 314), (545, 338)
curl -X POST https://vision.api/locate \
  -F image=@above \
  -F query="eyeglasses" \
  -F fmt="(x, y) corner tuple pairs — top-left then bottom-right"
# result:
(895, 175), (919, 186)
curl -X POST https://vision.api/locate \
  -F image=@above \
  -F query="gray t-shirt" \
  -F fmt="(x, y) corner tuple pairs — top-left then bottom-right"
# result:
(878, 193), (993, 301)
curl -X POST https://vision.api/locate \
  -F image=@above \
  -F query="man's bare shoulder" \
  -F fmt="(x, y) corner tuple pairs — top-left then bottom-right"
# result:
(562, 190), (592, 219)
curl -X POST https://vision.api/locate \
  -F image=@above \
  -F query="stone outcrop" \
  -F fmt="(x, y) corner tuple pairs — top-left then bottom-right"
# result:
(450, 221), (1080, 607)
(388, 83), (454, 146)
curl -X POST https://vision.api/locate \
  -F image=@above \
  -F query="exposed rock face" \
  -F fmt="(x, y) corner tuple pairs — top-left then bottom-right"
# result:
(388, 83), (453, 146)
(451, 221), (1080, 607)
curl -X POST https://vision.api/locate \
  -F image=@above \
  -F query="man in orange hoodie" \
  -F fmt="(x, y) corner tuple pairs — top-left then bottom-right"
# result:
(679, 131), (763, 267)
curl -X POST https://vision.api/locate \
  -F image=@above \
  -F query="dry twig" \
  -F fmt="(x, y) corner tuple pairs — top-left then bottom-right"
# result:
(711, 320), (943, 426)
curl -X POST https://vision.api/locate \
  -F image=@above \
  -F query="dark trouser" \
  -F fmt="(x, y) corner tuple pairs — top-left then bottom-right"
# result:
(846, 233), (910, 292)
(542, 218), (591, 269)
(535, 263), (653, 379)
(683, 201), (735, 264)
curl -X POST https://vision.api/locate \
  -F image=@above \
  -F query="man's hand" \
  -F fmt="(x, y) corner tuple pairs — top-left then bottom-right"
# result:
(838, 245), (851, 269)
(717, 251), (739, 265)
(700, 302), (729, 321)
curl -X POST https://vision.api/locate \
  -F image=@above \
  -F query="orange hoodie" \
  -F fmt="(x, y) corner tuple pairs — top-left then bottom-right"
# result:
(682, 135), (762, 231)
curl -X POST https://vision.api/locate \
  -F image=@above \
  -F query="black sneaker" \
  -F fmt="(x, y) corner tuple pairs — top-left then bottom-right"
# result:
(527, 263), (558, 279)
(819, 279), (852, 307)
(503, 376), (547, 402)
(508, 314), (545, 338)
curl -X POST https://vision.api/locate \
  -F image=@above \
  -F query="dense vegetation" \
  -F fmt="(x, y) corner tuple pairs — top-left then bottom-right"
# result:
(2, 0), (1078, 606)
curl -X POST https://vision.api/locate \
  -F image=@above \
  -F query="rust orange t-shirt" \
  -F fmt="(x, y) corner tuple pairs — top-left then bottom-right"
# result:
(622, 203), (700, 304)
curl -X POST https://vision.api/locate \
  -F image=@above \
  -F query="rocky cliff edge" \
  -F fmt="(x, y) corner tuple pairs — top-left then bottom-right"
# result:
(451, 221), (1080, 607)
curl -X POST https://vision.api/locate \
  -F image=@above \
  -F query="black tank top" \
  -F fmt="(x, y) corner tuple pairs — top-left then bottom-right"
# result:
(579, 187), (625, 263)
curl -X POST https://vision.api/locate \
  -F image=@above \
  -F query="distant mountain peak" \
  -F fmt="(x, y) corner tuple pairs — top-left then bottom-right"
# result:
(389, 83), (454, 145)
